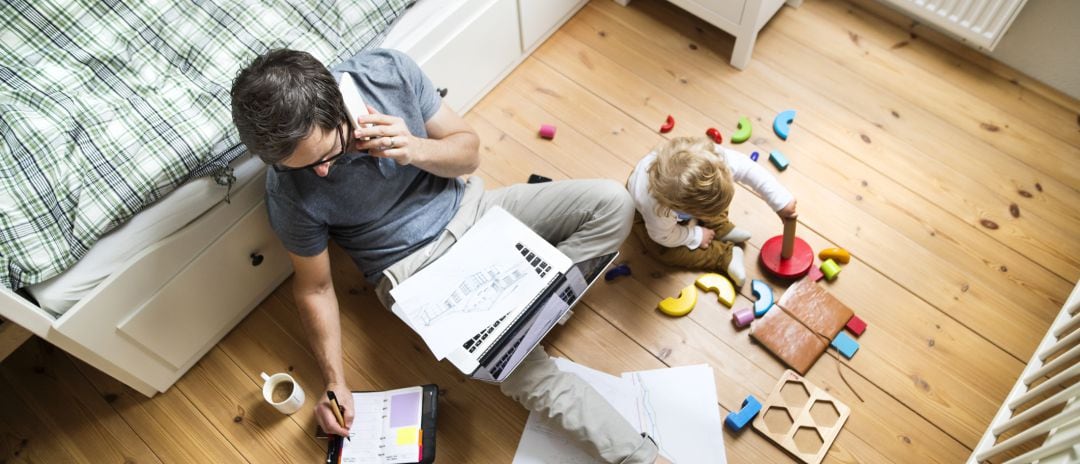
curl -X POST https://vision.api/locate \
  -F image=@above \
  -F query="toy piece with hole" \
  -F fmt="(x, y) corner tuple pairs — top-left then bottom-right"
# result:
(732, 116), (752, 143)
(695, 273), (735, 307)
(752, 370), (850, 464)
(725, 395), (762, 431)
(751, 279), (774, 317)
(706, 127), (723, 144)
(760, 218), (814, 279)
(659, 114), (675, 133)
(658, 284), (697, 317)
(817, 248), (850, 265)
(773, 109), (796, 140)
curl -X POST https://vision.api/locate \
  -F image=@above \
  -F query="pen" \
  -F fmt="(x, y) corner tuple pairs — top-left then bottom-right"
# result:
(326, 391), (351, 442)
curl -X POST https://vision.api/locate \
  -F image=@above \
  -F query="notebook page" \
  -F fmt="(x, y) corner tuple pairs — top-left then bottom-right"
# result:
(340, 387), (424, 464)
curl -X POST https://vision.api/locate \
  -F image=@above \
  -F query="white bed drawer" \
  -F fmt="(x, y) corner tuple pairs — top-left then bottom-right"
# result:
(520, 0), (588, 51)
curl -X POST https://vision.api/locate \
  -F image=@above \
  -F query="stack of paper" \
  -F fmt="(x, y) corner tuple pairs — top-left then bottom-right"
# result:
(512, 360), (727, 464)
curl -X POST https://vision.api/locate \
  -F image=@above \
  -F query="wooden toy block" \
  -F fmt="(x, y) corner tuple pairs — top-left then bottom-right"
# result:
(750, 151), (759, 162)
(706, 127), (723, 144)
(732, 307), (755, 328)
(750, 309), (826, 375)
(817, 247), (850, 265)
(752, 370), (850, 464)
(830, 332), (859, 359)
(820, 259), (841, 281)
(658, 284), (697, 317)
(769, 150), (790, 171)
(731, 116), (752, 143)
(760, 218), (813, 279)
(846, 315), (867, 336)
(695, 273), (736, 307)
(538, 124), (556, 139)
(777, 279), (854, 340)
(659, 114), (675, 133)
(751, 279), (774, 317)
(773, 109), (796, 140)
(808, 264), (824, 282)
(725, 395), (762, 431)
(604, 263), (631, 281)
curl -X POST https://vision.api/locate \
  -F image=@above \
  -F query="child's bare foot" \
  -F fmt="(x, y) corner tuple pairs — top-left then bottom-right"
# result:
(727, 247), (746, 286)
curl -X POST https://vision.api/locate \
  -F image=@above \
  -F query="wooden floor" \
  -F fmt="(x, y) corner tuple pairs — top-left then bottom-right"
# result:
(2, 0), (1078, 462)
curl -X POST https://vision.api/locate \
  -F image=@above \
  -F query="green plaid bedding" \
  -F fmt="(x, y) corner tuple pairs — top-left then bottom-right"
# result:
(0, 0), (411, 290)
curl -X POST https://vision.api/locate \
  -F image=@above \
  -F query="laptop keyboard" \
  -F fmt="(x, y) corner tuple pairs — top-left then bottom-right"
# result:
(516, 242), (551, 278)
(490, 337), (525, 379)
(463, 243), (556, 355)
(463, 313), (508, 352)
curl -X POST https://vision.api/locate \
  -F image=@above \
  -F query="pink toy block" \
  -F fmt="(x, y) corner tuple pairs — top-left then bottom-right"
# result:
(732, 307), (755, 328)
(808, 264), (825, 282)
(539, 124), (557, 139)
(846, 315), (867, 336)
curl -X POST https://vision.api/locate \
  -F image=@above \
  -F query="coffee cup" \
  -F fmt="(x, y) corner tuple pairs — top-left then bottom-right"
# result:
(261, 372), (305, 415)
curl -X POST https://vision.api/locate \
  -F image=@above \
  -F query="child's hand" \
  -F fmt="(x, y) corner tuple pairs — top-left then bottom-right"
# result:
(777, 199), (798, 220)
(699, 228), (716, 249)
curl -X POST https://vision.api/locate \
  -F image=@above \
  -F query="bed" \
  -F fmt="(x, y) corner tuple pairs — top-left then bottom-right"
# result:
(0, 0), (588, 396)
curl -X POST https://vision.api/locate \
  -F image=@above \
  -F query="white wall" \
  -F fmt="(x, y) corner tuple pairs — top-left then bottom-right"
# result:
(989, 0), (1080, 100)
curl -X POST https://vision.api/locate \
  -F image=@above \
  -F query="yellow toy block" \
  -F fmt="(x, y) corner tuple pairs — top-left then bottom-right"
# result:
(658, 285), (698, 317)
(695, 273), (736, 308)
(818, 247), (851, 265)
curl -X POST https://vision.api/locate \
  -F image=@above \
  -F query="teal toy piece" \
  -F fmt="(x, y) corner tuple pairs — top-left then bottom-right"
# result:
(831, 332), (860, 359)
(773, 109), (796, 140)
(751, 279), (774, 317)
(769, 150), (790, 171)
(725, 395), (762, 431)
(731, 116), (752, 143)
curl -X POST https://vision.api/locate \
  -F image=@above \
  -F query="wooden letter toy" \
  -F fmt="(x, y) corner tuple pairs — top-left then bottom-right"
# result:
(817, 247), (850, 265)
(760, 218), (813, 279)
(658, 284), (697, 317)
(706, 127), (723, 144)
(695, 273), (736, 307)
(731, 116), (752, 143)
(752, 370), (850, 464)
(538, 124), (556, 139)
(820, 259), (841, 281)
(845, 315), (867, 336)
(830, 332), (859, 359)
(733, 307), (755, 328)
(769, 150), (790, 171)
(659, 114), (675, 133)
(751, 279), (774, 317)
(773, 109), (796, 140)
(725, 395), (762, 431)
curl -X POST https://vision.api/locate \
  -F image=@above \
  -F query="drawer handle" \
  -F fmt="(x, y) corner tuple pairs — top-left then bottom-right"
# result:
(437, 87), (448, 98)
(250, 253), (264, 267)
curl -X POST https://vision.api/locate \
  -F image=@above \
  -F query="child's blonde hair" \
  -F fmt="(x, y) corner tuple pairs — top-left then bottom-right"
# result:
(647, 136), (734, 222)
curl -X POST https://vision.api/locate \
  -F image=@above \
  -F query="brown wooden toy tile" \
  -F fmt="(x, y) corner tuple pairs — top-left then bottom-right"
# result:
(752, 370), (851, 464)
(750, 308), (827, 375)
(778, 279), (854, 339)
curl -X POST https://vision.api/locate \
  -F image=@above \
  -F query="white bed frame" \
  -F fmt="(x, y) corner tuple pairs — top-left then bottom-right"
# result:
(0, 0), (587, 396)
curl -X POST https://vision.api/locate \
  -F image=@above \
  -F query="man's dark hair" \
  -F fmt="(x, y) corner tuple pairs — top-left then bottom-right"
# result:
(230, 49), (346, 165)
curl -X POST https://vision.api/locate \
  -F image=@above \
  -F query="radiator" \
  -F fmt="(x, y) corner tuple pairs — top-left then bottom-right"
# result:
(880, 0), (1028, 50)
(969, 282), (1080, 463)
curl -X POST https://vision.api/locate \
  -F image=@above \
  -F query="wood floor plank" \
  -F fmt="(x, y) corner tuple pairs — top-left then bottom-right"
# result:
(0, 369), (84, 463)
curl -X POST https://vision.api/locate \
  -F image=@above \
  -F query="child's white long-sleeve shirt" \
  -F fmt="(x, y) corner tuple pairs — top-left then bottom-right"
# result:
(627, 146), (794, 250)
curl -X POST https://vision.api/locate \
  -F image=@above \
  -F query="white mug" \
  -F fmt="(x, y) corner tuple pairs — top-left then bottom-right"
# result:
(261, 372), (305, 415)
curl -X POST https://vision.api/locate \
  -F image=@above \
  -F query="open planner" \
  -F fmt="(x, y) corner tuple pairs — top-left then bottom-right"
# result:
(325, 385), (438, 464)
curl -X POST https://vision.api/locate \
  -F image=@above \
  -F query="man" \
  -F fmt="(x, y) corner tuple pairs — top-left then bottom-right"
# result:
(230, 48), (666, 463)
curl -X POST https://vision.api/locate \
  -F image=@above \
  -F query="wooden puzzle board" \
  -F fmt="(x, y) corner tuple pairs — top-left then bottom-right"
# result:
(752, 370), (850, 464)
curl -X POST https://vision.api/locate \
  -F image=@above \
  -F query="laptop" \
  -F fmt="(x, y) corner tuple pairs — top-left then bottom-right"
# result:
(445, 251), (618, 383)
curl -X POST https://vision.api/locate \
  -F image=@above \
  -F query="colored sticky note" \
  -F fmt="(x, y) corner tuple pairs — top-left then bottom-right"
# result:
(389, 391), (421, 428)
(395, 426), (419, 446)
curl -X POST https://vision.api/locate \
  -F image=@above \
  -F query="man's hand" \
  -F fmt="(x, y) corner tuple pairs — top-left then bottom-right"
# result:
(355, 105), (417, 165)
(777, 199), (798, 220)
(699, 228), (716, 249)
(317, 382), (354, 437)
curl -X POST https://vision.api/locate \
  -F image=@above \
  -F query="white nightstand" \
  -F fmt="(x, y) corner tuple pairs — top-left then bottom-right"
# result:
(614, 0), (802, 69)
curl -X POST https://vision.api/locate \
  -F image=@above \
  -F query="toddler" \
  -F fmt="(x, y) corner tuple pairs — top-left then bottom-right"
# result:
(627, 137), (797, 285)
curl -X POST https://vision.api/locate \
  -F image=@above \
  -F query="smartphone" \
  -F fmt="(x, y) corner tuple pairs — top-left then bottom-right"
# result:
(338, 72), (369, 125)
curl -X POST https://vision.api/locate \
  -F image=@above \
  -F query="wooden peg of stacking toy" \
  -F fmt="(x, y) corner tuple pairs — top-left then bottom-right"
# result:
(759, 217), (814, 279)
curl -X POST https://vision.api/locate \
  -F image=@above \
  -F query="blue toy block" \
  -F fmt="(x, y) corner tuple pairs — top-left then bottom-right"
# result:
(725, 395), (762, 432)
(831, 332), (860, 359)
(773, 109), (796, 140)
(604, 263), (632, 281)
(751, 279), (774, 317)
(769, 151), (790, 171)
(750, 151), (759, 162)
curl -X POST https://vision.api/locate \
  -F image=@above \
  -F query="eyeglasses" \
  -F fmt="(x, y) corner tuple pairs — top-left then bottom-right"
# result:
(273, 122), (353, 173)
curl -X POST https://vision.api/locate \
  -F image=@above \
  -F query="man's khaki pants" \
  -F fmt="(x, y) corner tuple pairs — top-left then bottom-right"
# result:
(375, 177), (658, 464)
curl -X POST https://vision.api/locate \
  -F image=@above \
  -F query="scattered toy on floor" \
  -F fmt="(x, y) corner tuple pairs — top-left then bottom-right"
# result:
(808, 264), (825, 282)
(820, 259), (841, 281)
(769, 150), (790, 171)
(817, 247), (850, 265)
(753, 370), (850, 464)
(773, 109), (796, 140)
(751, 279), (774, 317)
(760, 217), (813, 280)
(750, 151), (760, 162)
(706, 127), (723, 144)
(845, 315), (867, 336)
(527, 173), (553, 184)
(725, 395), (762, 431)
(538, 123), (556, 140)
(732, 307), (755, 328)
(658, 284), (697, 317)
(604, 263), (632, 281)
(695, 273), (736, 307)
(831, 332), (860, 359)
(731, 116), (752, 144)
(659, 114), (675, 133)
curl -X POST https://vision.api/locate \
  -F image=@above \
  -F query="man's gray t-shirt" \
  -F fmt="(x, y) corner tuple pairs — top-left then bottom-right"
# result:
(265, 49), (463, 282)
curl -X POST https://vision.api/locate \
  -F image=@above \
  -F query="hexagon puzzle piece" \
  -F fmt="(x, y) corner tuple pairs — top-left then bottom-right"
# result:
(695, 273), (736, 307)
(725, 395), (762, 431)
(773, 109), (796, 140)
(658, 285), (697, 317)
(752, 279), (774, 317)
